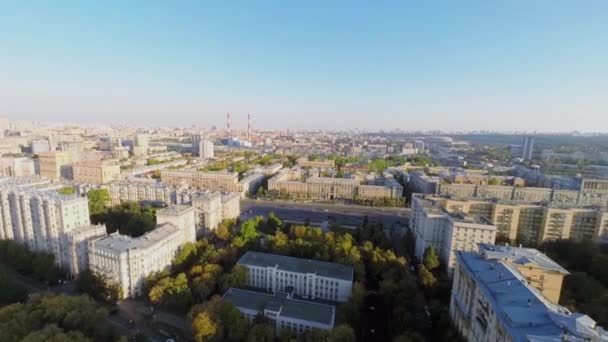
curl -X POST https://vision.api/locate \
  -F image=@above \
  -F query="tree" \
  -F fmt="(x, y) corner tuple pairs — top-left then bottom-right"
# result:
(75, 269), (121, 304)
(57, 186), (76, 195)
(214, 224), (231, 241)
(418, 265), (437, 288)
(0, 267), (28, 306)
(422, 246), (440, 271)
(192, 311), (219, 342)
(328, 324), (356, 342)
(219, 265), (248, 292)
(87, 189), (109, 222)
(247, 324), (275, 342)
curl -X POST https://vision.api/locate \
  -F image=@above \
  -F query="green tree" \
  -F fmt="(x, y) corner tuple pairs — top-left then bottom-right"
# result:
(192, 311), (219, 342)
(418, 265), (437, 288)
(328, 324), (356, 342)
(57, 186), (76, 195)
(87, 189), (110, 222)
(219, 265), (248, 292)
(422, 246), (440, 271)
(247, 324), (275, 342)
(75, 269), (121, 304)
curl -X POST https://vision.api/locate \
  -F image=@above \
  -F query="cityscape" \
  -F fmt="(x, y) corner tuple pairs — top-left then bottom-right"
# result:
(1, 2), (608, 342)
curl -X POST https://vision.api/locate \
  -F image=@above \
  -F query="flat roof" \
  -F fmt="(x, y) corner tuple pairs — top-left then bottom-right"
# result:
(156, 204), (193, 216)
(92, 222), (180, 253)
(238, 251), (353, 282)
(456, 251), (606, 341)
(478, 243), (569, 275)
(222, 288), (335, 325)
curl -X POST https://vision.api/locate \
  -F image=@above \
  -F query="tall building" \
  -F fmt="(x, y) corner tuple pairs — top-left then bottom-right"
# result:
(72, 159), (121, 184)
(0, 117), (8, 138)
(191, 191), (222, 233)
(413, 194), (608, 246)
(0, 177), (97, 275)
(237, 251), (354, 302)
(191, 134), (202, 155)
(410, 194), (497, 273)
(133, 134), (149, 156)
(37, 151), (78, 180)
(88, 204), (196, 298)
(522, 135), (535, 160)
(222, 288), (336, 334)
(450, 247), (607, 341)
(198, 140), (214, 158)
(0, 157), (36, 177)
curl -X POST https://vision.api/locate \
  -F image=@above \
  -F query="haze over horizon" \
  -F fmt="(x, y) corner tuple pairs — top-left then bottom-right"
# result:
(1, 1), (607, 131)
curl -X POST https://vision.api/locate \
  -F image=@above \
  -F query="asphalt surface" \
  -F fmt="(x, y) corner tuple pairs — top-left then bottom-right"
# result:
(240, 199), (410, 232)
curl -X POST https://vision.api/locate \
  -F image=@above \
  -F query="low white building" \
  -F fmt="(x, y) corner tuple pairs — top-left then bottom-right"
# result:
(222, 288), (335, 334)
(88, 205), (196, 298)
(237, 251), (353, 303)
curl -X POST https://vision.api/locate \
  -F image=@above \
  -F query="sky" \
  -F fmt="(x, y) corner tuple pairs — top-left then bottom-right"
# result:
(1, 1), (607, 131)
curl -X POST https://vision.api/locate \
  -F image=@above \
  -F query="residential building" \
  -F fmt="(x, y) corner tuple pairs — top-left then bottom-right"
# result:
(410, 194), (496, 273)
(161, 170), (241, 192)
(222, 288), (336, 334)
(522, 135), (535, 160)
(238, 172), (266, 197)
(0, 157), (36, 177)
(191, 191), (222, 233)
(221, 192), (240, 220)
(133, 134), (149, 156)
(72, 159), (121, 184)
(413, 194), (608, 246)
(31, 139), (51, 154)
(296, 158), (335, 169)
(198, 140), (214, 158)
(450, 248), (607, 342)
(88, 204), (196, 298)
(237, 251), (354, 302)
(62, 224), (107, 276)
(37, 151), (78, 180)
(105, 181), (181, 206)
(477, 243), (569, 304)
(0, 177), (94, 274)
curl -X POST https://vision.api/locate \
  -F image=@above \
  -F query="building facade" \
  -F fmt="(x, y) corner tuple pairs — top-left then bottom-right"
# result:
(450, 248), (607, 341)
(161, 170), (242, 192)
(222, 288), (336, 334)
(88, 204), (196, 298)
(237, 251), (354, 302)
(72, 159), (121, 184)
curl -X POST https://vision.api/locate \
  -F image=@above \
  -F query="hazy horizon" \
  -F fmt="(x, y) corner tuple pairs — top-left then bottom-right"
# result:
(2, 1), (607, 131)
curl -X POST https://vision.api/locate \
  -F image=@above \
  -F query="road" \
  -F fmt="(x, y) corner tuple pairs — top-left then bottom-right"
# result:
(241, 199), (410, 233)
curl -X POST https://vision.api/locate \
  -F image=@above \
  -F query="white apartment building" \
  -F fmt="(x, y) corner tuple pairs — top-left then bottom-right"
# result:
(411, 194), (496, 273)
(62, 224), (107, 276)
(222, 288), (336, 335)
(88, 204), (196, 298)
(191, 191), (222, 233)
(237, 251), (354, 303)
(450, 249), (608, 341)
(0, 157), (36, 177)
(0, 177), (99, 274)
(198, 140), (214, 159)
(105, 181), (181, 206)
(221, 192), (240, 220)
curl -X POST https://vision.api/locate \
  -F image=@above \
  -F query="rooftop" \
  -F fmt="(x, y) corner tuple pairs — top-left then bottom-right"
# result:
(456, 251), (607, 341)
(156, 204), (194, 216)
(238, 251), (353, 282)
(91, 222), (180, 253)
(222, 288), (335, 325)
(478, 243), (569, 275)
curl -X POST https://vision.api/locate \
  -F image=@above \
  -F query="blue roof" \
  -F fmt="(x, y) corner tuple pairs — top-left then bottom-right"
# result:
(456, 251), (607, 341)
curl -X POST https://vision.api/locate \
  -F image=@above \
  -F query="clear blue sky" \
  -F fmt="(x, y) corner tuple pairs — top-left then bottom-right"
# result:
(1, 1), (607, 131)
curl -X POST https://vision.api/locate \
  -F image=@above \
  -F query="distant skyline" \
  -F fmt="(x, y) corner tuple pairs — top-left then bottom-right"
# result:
(1, 1), (607, 131)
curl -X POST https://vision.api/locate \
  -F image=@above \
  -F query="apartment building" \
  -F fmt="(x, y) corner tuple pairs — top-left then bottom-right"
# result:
(221, 192), (240, 220)
(438, 178), (608, 208)
(414, 194), (608, 246)
(0, 177), (99, 274)
(238, 172), (266, 197)
(450, 248), (607, 341)
(222, 288), (336, 334)
(37, 151), (79, 180)
(62, 224), (107, 276)
(0, 157), (35, 177)
(296, 158), (335, 169)
(198, 140), (214, 159)
(191, 191), (222, 233)
(72, 159), (121, 184)
(268, 168), (402, 201)
(237, 251), (354, 302)
(88, 204), (196, 298)
(477, 243), (569, 304)
(161, 170), (241, 192)
(410, 195), (497, 273)
(105, 181), (181, 206)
